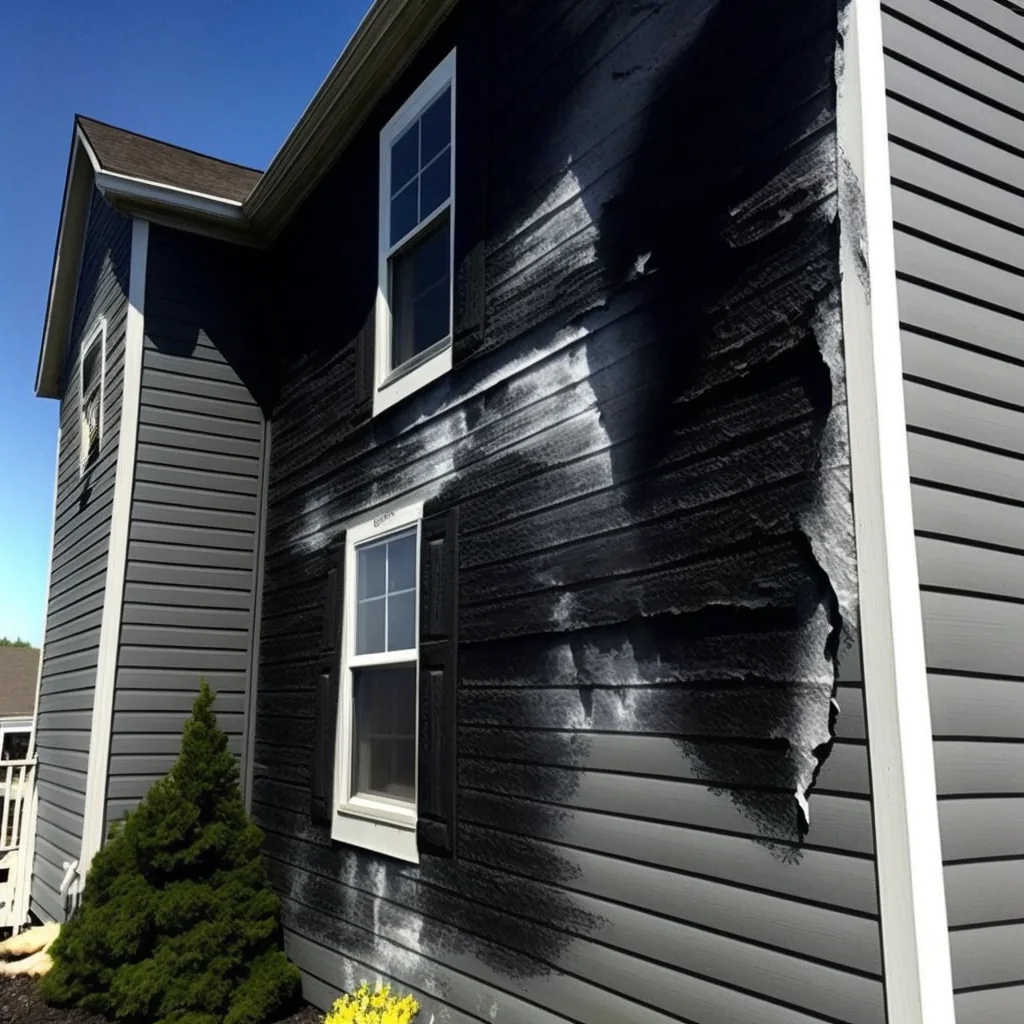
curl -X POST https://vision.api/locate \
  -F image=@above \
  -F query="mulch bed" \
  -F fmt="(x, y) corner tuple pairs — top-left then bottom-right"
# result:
(0, 977), (323, 1024)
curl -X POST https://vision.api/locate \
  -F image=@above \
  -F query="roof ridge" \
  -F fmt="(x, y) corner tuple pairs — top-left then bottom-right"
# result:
(75, 113), (264, 176)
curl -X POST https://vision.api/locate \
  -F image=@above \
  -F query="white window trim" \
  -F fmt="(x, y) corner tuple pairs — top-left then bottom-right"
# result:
(331, 500), (424, 863)
(373, 49), (457, 418)
(0, 722), (31, 762)
(78, 316), (107, 476)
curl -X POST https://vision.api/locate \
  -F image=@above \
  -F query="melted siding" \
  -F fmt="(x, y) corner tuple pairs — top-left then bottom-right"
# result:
(31, 188), (131, 922)
(104, 225), (267, 828)
(883, 0), (1024, 1016)
(255, 1), (882, 1022)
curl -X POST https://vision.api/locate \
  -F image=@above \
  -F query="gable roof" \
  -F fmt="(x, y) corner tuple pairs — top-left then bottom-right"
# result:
(36, 0), (455, 399)
(77, 116), (262, 205)
(0, 647), (39, 718)
(35, 117), (260, 398)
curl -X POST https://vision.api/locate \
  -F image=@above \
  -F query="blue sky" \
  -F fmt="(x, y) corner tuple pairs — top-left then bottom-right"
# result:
(0, 0), (369, 645)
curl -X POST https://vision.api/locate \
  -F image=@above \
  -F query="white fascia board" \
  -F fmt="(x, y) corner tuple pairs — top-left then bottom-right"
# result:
(836, 2), (955, 1022)
(36, 132), (95, 398)
(79, 217), (149, 884)
(94, 170), (247, 222)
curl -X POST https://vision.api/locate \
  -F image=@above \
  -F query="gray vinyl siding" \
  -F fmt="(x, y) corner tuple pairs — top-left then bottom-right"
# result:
(883, 0), (1024, 1016)
(255, 3), (884, 1022)
(31, 188), (131, 922)
(104, 224), (266, 829)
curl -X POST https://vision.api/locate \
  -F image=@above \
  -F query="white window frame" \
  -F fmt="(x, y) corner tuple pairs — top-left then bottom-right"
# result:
(331, 500), (424, 863)
(79, 316), (107, 476)
(0, 722), (31, 763)
(373, 49), (457, 418)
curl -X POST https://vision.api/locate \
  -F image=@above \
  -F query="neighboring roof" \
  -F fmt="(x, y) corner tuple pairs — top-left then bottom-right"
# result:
(77, 116), (262, 205)
(36, 0), (453, 398)
(0, 647), (39, 718)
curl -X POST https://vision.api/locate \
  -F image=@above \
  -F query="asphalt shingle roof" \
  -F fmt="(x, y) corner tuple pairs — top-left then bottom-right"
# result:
(77, 115), (262, 204)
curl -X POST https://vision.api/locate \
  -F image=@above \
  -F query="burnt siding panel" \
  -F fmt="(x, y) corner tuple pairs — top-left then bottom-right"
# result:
(30, 188), (131, 923)
(254, 2), (881, 1022)
(884, 0), (1024, 1012)
(105, 224), (267, 829)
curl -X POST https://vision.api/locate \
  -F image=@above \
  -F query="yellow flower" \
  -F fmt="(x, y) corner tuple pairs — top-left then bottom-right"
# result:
(323, 980), (420, 1024)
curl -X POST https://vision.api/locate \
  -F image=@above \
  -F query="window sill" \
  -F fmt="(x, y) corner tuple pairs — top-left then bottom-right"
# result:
(332, 810), (419, 863)
(373, 337), (452, 417)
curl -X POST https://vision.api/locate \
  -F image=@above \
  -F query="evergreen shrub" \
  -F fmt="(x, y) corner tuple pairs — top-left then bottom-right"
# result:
(40, 680), (301, 1024)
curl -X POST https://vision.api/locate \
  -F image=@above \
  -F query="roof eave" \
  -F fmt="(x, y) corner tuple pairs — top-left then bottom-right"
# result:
(244, 0), (457, 238)
(96, 171), (257, 247)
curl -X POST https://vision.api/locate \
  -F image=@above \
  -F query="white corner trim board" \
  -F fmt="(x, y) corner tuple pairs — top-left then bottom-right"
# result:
(836, 2), (955, 1023)
(79, 217), (149, 884)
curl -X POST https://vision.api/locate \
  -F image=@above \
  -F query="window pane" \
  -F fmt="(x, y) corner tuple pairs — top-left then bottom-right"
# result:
(420, 87), (451, 166)
(1, 731), (29, 761)
(358, 542), (387, 600)
(352, 665), (416, 803)
(390, 180), (419, 246)
(419, 147), (451, 220)
(81, 343), (101, 393)
(418, 280), (451, 353)
(391, 122), (419, 196)
(356, 596), (386, 655)
(412, 220), (450, 293)
(387, 532), (416, 593)
(390, 220), (451, 369)
(387, 590), (416, 652)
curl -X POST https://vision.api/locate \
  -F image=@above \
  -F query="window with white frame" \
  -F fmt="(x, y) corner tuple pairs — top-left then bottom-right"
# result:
(79, 318), (107, 475)
(374, 51), (456, 416)
(334, 502), (423, 861)
(0, 725), (30, 763)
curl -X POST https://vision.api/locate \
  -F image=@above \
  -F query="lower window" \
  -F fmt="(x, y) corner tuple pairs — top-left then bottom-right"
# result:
(333, 503), (422, 862)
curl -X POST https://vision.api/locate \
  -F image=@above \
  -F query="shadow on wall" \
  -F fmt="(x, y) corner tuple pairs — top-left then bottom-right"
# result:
(142, 225), (276, 416)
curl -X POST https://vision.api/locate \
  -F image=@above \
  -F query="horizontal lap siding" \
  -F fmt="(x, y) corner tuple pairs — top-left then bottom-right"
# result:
(883, 0), (1024, 1016)
(31, 188), (131, 922)
(106, 225), (267, 829)
(255, 2), (882, 1023)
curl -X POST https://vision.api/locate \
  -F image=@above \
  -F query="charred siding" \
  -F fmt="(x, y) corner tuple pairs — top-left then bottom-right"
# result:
(106, 225), (268, 826)
(255, 1), (881, 1023)
(31, 188), (131, 922)
(883, 0), (1024, 1016)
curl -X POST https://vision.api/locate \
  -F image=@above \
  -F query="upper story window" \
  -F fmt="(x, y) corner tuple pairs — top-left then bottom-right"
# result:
(374, 50), (456, 416)
(79, 318), (106, 476)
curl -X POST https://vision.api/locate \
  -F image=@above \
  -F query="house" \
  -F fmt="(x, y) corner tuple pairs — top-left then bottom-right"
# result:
(0, 647), (37, 758)
(17, 0), (1024, 1021)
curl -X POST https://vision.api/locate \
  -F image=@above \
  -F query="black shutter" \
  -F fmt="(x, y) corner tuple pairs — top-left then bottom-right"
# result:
(350, 305), (376, 426)
(451, 1), (489, 366)
(417, 507), (459, 856)
(311, 538), (346, 823)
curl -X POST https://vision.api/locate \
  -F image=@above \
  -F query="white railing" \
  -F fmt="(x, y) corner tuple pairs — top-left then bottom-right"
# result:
(0, 759), (37, 932)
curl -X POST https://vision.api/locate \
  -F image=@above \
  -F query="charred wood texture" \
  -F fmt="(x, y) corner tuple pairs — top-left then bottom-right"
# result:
(253, 0), (879, 1021)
